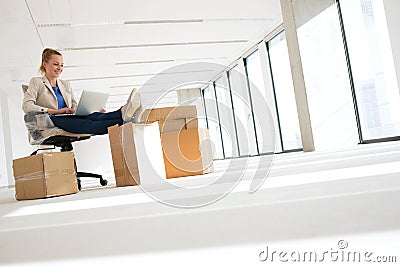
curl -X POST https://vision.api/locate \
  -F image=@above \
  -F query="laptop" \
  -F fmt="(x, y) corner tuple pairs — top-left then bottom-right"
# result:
(56, 90), (109, 116)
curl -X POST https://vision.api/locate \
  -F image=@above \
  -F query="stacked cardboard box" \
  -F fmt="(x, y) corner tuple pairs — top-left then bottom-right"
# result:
(12, 152), (78, 200)
(143, 106), (214, 178)
(108, 106), (214, 186)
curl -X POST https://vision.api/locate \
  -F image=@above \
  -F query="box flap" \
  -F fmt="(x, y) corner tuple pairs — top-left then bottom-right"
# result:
(108, 124), (139, 186)
(15, 179), (47, 200)
(42, 152), (75, 173)
(121, 122), (140, 185)
(142, 106), (197, 122)
(13, 154), (44, 179)
(186, 117), (199, 129)
(158, 118), (187, 133)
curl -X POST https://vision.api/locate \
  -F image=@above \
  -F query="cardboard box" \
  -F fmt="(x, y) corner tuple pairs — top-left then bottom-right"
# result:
(108, 122), (166, 187)
(161, 128), (214, 178)
(142, 105), (197, 122)
(157, 117), (199, 133)
(158, 118), (187, 133)
(108, 124), (136, 187)
(185, 117), (199, 129)
(12, 152), (78, 200)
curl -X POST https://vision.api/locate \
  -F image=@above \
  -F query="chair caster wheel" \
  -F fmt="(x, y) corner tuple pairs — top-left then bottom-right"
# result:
(100, 178), (108, 186)
(77, 179), (82, 191)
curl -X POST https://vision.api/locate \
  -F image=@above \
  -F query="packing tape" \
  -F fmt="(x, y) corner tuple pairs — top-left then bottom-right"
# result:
(14, 171), (44, 181)
(14, 170), (76, 181)
(44, 169), (76, 177)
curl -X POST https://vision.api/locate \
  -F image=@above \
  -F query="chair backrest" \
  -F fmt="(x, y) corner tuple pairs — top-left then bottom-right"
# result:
(21, 84), (92, 146)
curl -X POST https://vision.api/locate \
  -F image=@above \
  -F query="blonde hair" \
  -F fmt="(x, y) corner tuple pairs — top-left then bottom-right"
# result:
(39, 48), (62, 75)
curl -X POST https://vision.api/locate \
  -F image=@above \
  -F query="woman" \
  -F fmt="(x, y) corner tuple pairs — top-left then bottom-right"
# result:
(22, 48), (142, 135)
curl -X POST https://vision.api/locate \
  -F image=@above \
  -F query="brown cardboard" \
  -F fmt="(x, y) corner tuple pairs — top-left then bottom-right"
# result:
(158, 118), (187, 133)
(161, 128), (214, 178)
(108, 124), (137, 187)
(12, 152), (78, 200)
(142, 105), (197, 122)
(185, 117), (199, 129)
(157, 117), (199, 133)
(108, 122), (166, 187)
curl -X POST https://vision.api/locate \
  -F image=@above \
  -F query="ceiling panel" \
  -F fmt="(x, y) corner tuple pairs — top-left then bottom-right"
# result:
(36, 21), (269, 50)
(61, 44), (243, 77)
(0, 1), (42, 70)
(28, 0), (278, 24)
(1, 0), (282, 104)
(26, 0), (71, 25)
(61, 43), (242, 66)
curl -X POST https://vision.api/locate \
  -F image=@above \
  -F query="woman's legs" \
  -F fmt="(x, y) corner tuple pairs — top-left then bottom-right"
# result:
(50, 110), (123, 135)
(84, 109), (123, 121)
(50, 87), (143, 134)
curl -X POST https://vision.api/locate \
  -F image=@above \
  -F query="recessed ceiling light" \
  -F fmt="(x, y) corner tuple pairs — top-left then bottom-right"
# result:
(115, 59), (174, 65)
(36, 18), (270, 28)
(206, 18), (273, 22)
(175, 56), (229, 61)
(61, 40), (247, 51)
(36, 23), (71, 28)
(72, 21), (124, 26)
(68, 69), (215, 81)
(124, 19), (204, 25)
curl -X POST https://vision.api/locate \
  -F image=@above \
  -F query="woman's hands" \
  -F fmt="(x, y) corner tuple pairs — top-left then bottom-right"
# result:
(47, 107), (75, 115)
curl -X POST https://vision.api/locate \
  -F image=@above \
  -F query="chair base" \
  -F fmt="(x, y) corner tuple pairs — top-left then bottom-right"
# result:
(77, 172), (108, 190)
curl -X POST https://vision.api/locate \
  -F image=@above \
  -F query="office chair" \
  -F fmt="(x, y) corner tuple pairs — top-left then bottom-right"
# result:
(22, 85), (108, 190)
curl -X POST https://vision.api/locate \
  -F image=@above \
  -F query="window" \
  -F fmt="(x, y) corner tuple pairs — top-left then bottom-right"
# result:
(297, 4), (359, 150)
(203, 85), (224, 159)
(215, 76), (239, 158)
(227, 65), (258, 156)
(339, 0), (400, 140)
(245, 50), (275, 154)
(268, 32), (302, 151)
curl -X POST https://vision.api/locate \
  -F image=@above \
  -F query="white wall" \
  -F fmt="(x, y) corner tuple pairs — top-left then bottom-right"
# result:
(0, 94), (8, 187)
(0, 91), (19, 187)
(383, 0), (400, 96)
(8, 90), (32, 159)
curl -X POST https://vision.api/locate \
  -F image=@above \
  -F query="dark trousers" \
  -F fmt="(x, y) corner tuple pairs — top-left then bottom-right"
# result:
(50, 109), (123, 135)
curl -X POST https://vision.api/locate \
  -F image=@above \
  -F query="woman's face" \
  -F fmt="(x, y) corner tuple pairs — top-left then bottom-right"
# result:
(43, 55), (64, 79)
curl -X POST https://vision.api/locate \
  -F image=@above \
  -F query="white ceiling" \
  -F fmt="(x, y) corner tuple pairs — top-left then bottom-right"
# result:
(0, 0), (282, 109)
